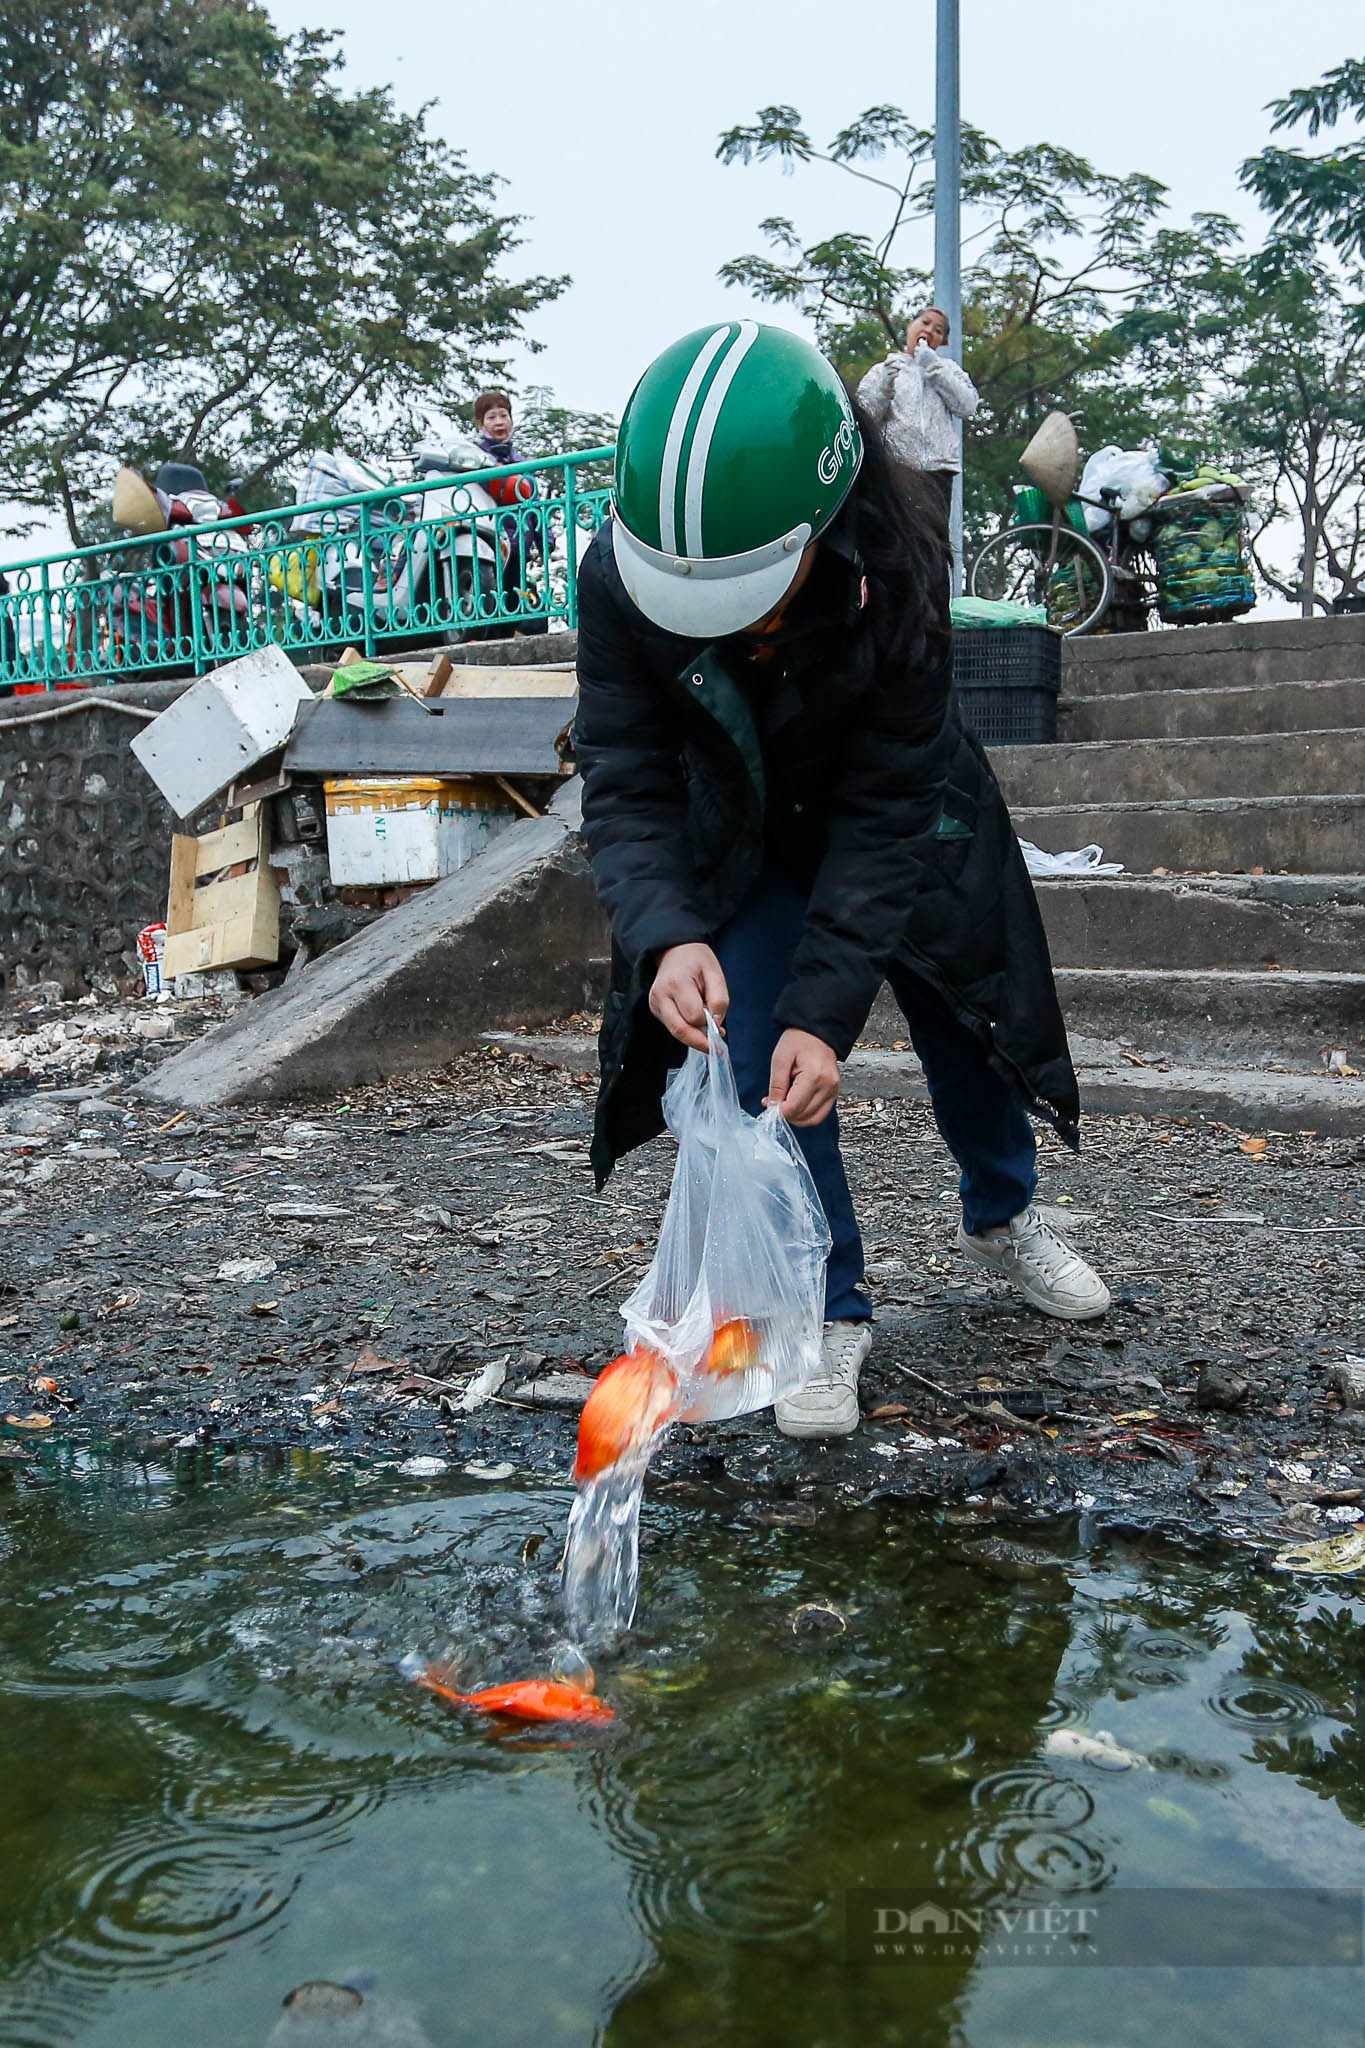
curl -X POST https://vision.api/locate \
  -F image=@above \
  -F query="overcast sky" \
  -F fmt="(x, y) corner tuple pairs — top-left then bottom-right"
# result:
(269, 0), (1363, 422)
(3, 2), (1358, 565)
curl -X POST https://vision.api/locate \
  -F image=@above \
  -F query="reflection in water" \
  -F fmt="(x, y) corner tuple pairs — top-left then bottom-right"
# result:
(1, 1448), (1364, 2048)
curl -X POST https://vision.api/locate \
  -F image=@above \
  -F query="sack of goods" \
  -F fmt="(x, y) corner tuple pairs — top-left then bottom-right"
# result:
(1152, 468), (1256, 625)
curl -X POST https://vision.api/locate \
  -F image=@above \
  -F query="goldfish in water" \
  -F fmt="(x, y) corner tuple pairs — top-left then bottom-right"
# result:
(573, 1347), (678, 1483)
(700, 1317), (762, 1377)
(416, 1666), (614, 1723)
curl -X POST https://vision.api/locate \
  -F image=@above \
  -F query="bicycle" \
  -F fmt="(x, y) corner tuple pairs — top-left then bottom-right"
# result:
(966, 411), (1160, 636)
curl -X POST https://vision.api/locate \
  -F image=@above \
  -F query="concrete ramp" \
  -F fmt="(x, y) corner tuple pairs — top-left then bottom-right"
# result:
(138, 780), (606, 1108)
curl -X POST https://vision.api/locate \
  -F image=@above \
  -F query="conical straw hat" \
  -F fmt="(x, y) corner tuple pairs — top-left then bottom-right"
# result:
(112, 466), (165, 536)
(1019, 412), (1079, 507)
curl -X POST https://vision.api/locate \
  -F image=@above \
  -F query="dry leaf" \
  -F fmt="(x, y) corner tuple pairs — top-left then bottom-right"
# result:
(5, 1412), (53, 1430)
(1148, 1132), (1172, 1144)
(32, 1375), (58, 1394)
(870, 1403), (911, 1419)
(312, 1399), (344, 1417)
(1112, 1409), (1159, 1424)
(1240, 1138), (1268, 1157)
(349, 1346), (402, 1376)
(252, 1300), (279, 1315)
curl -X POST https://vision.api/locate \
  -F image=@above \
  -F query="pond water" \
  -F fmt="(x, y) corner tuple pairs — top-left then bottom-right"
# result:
(2, 1446), (1363, 2047)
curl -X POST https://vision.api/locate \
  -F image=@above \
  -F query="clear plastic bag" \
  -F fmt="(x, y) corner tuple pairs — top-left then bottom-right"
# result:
(620, 1013), (832, 1424)
(1077, 445), (1170, 531)
(562, 1016), (831, 1635)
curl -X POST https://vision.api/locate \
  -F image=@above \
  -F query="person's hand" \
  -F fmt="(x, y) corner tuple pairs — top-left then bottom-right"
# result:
(766, 1028), (840, 1126)
(649, 943), (728, 1053)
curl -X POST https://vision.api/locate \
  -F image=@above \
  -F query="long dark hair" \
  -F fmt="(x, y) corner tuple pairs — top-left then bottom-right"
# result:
(848, 394), (952, 675)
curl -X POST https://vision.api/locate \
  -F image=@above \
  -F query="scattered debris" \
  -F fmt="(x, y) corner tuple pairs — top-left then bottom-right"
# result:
(450, 1358), (508, 1414)
(216, 1256), (278, 1284)
(507, 1371), (595, 1409)
(1329, 1357), (1365, 1409)
(1195, 1363), (1250, 1411)
(1043, 1727), (1148, 1771)
(790, 1601), (848, 1635)
(1272, 1528), (1365, 1576)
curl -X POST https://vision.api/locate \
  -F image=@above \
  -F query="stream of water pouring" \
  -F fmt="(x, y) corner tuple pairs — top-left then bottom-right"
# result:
(560, 1443), (659, 1636)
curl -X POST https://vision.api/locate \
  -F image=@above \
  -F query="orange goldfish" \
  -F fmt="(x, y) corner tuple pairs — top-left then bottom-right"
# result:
(573, 1347), (678, 1483)
(416, 1667), (614, 1723)
(700, 1317), (762, 1377)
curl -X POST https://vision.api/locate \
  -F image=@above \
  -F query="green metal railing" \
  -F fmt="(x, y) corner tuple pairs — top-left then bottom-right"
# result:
(0, 446), (616, 690)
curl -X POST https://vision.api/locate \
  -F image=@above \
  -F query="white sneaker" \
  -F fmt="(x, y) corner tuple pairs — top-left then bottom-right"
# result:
(957, 1207), (1111, 1321)
(775, 1321), (873, 1439)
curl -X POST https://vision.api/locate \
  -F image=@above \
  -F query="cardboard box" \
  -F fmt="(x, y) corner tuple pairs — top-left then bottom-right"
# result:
(323, 776), (520, 887)
(130, 646), (314, 818)
(162, 803), (280, 977)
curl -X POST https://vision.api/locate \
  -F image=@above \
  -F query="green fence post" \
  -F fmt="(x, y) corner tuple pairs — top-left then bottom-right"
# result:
(187, 533), (207, 674)
(563, 457), (579, 630)
(40, 562), (54, 687)
(359, 500), (377, 657)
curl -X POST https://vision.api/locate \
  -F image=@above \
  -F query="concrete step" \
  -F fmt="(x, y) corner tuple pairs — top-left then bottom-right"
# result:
(845, 1046), (1364, 1138)
(1059, 676), (1365, 742)
(1012, 794), (1365, 875)
(1058, 967), (1363, 1061)
(994, 728), (1365, 807)
(500, 1031), (1365, 1137)
(1033, 873), (1365, 973)
(868, 967), (1365, 1065)
(1062, 615), (1365, 698)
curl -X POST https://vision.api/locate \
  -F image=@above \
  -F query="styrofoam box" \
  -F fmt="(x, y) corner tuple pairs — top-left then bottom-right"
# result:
(323, 777), (519, 887)
(130, 646), (314, 818)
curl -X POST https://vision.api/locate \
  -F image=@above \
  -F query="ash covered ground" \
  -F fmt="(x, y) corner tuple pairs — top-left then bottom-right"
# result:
(0, 994), (1362, 1552)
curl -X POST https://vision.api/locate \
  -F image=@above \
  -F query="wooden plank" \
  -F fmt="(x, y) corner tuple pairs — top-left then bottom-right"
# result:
(193, 810), (262, 875)
(423, 653), (454, 697)
(163, 894), (278, 976)
(284, 696), (572, 777)
(192, 868), (272, 925)
(437, 666), (575, 700)
(166, 833), (197, 939)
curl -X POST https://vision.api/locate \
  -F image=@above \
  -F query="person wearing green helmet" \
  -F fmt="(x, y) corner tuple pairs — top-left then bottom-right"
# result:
(576, 320), (1109, 1440)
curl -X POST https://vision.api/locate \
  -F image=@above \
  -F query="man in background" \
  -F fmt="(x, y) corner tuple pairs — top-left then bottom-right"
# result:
(856, 308), (978, 533)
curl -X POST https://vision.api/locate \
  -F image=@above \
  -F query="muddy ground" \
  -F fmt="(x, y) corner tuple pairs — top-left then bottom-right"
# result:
(0, 994), (1362, 1552)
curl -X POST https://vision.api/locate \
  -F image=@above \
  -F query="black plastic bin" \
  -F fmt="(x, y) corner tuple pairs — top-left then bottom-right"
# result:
(951, 625), (1060, 744)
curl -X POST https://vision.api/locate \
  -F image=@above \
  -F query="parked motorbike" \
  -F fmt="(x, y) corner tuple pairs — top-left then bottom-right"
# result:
(71, 461), (257, 676)
(283, 436), (507, 652)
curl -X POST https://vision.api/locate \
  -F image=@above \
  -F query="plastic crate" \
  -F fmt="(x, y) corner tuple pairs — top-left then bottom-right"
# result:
(951, 626), (1060, 745)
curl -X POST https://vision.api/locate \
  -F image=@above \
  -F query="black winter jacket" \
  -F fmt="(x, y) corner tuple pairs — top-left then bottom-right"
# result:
(574, 519), (1080, 1184)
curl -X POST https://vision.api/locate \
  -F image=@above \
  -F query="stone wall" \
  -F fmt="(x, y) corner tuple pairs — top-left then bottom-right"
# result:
(0, 680), (190, 997)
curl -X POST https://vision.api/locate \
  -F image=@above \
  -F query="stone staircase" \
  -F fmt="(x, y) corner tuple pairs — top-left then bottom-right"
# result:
(973, 615), (1364, 1129)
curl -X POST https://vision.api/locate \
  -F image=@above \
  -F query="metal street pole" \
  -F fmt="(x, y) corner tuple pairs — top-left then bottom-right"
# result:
(933, 0), (963, 591)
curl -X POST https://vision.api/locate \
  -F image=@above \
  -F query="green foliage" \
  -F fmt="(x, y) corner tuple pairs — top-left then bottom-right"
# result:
(1122, 230), (1365, 611)
(1242, 58), (1365, 275)
(717, 79), (1365, 602)
(716, 104), (1180, 547)
(0, 0), (565, 539)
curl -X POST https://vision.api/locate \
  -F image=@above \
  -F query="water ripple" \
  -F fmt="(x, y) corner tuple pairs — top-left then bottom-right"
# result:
(1205, 1676), (1326, 1731)
(971, 1765), (1096, 1831)
(956, 1821), (1117, 1894)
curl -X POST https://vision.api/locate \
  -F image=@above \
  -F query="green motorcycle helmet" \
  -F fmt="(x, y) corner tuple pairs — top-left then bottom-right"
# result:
(612, 320), (862, 638)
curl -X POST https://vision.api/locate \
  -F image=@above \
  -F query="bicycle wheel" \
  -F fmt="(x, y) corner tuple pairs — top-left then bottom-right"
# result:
(968, 522), (1112, 635)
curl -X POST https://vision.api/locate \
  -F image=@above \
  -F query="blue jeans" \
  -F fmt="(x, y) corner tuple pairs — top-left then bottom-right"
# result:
(712, 871), (1038, 1321)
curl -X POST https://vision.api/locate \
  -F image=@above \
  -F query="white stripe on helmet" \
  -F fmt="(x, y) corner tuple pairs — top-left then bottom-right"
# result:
(682, 320), (760, 558)
(658, 324), (732, 556)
